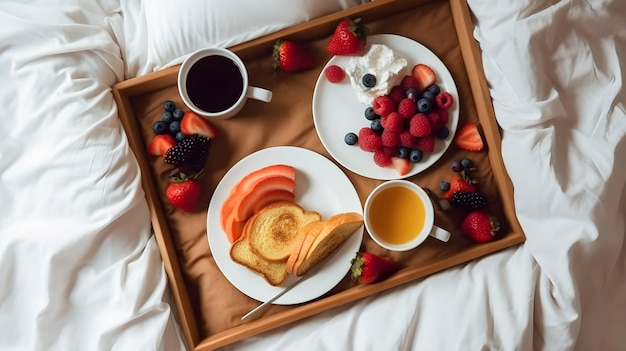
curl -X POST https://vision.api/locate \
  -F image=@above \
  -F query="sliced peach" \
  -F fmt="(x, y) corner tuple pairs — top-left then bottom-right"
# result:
(224, 212), (246, 244)
(251, 189), (296, 214)
(233, 176), (296, 222)
(220, 164), (296, 231)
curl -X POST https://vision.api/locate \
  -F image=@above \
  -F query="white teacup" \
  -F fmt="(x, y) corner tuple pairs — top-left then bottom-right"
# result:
(178, 47), (272, 119)
(364, 180), (450, 251)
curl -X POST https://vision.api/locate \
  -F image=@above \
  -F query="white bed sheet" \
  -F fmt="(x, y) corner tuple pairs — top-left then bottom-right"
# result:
(1, 0), (625, 351)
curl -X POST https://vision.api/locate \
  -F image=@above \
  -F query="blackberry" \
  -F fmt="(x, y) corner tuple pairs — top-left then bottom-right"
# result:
(450, 191), (488, 210)
(164, 135), (211, 172)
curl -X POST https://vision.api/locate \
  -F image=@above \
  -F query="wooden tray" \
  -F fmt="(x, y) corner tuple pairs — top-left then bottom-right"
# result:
(112, 0), (525, 350)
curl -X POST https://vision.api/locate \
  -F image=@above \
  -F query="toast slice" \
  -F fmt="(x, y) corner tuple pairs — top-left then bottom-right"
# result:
(285, 221), (324, 275)
(229, 214), (288, 286)
(248, 201), (322, 262)
(293, 212), (364, 277)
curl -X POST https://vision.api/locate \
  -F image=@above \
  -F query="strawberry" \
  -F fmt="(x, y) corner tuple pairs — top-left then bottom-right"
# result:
(272, 39), (314, 73)
(324, 64), (345, 83)
(454, 122), (484, 151)
(148, 134), (176, 157)
(166, 172), (202, 212)
(411, 64), (437, 91)
(180, 110), (219, 139)
(442, 173), (477, 201)
(460, 212), (500, 243)
(350, 251), (401, 284)
(391, 157), (411, 176)
(327, 18), (370, 56)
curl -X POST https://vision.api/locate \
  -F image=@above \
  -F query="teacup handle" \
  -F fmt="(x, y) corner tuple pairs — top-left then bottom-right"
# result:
(429, 225), (451, 242)
(246, 86), (273, 103)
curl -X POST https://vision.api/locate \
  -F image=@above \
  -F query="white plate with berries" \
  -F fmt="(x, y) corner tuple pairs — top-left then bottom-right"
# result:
(312, 34), (459, 180)
(206, 146), (363, 305)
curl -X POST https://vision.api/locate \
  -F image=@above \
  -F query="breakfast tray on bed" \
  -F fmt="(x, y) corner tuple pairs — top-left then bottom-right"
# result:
(112, 0), (526, 350)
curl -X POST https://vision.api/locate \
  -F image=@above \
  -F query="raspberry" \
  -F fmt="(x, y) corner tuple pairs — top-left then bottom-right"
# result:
(399, 130), (418, 148)
(382, 146), (399, 157)
(372, 95), (396, 117)
(373, 151), (392, 167)
(427, 111), (442, 130)
(385, 112), (405, 133)
(415, 134), (435, 153)
(358, 126), (376, 138)
(380, 114), (388, 129)
(324, 65), (345, 83)
(387, 85), (405, 105)
(381, 129), (400, 147)
(358, 130), (383, 152)
(436, 108), (449, 126)
(400, 75), (420, 92)
(397, 98), (417, 119)
(435, 91), (454, 110)
(409, 113), (432, 137)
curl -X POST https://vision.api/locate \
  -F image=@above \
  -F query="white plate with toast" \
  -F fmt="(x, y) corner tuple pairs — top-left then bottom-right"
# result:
(207, 146), (363, 304)
(312, 34), (460, 180)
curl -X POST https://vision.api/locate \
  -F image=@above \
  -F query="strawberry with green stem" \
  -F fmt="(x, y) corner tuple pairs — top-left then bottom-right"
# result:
(460, 211), (500, 243)
(272, 39), (315, 73)
(166, 172), (202, 212)
(327, 18), (370, 56)
(350, 251), (401, 284)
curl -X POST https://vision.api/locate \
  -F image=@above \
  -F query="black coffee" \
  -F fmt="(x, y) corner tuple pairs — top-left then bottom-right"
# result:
(186, 55), (244, 113)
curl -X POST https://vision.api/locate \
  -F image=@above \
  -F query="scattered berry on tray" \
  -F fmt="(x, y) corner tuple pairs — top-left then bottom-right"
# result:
(173, 108), (184, 120)
(460, 157), (473, 170)
(152, 120), (168, 135)
(450, 191), (488, 210)
(454, 122), (484, 151)
(272, 39), (314, 73)
(460, 211), (500, 243)
(162, 111), (174, 124)
(442, 174), (477, 201)
(439, 181), (451, 192)
(163, 100), (175, 112)
(344, 132), (358, 145)
(164, 135), (211, 173)
(324, 64), (346, 83)
(350, 251), (401, 284)
(450, 160), (463, 172)
(180, 110), (219, 139)
(327, 18), (370, 56)
(166, 172), (202, 213)
(148, 134), (176, 157)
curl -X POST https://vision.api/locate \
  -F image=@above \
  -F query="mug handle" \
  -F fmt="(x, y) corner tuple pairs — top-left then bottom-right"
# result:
(246, 86), (273, 103)
(429, 225), (451, 242)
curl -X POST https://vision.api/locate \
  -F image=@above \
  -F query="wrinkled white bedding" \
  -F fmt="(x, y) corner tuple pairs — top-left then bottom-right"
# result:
(1, 0), (625, 350)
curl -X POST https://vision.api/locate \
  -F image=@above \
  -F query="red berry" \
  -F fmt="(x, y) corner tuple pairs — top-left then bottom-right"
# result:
(399, 130), (418, 149)
(436, 108), (449, 126)
(409, 113), (432, 137)
(400, 75), (420, 92)
(397, 98), (417, 119)
(373, 150), (392, 167)
(382, 145), (399, 157)
(414, 134), (435, 153)
(381, 129), (400, 147)
(324, 65), (345, 83)
(358, 128), (383, 152)
(435, 91), (454, 110)
(387, 86), (406, 105)
(427, 111), (443, 130)
(372, 95), (396, 117)
(384, 112), (405, 133)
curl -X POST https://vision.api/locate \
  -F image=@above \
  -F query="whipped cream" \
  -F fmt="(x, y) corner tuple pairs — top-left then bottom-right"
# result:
(345, 44), (408, 105)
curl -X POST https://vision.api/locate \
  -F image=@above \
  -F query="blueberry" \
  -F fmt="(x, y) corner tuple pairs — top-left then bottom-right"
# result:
(436, 126), (450, 139)
(173, 108), (184, 120)
(397, 146), (411, 159)
(439, 181), (451, 192)
(370, 119), (384, 134)
(427, 84), (441, 95)
(362, 74), (377, 88)
(162, 111), (174, 124)
(451, 160), (463, 172)
(175, 131), (186, 142)
(405, 88), (419, 101)
(169, 120), (181, 134)
(152, 120), (168, 135)
(416, 98), (433, 113)
(364, 107), (380, 121)
(163, 100), (176, 112)
(344, 132), (358, 145)
(409, 149), (423, 163)
(422, 91), (436, 101)
(461, 158), (473, 170)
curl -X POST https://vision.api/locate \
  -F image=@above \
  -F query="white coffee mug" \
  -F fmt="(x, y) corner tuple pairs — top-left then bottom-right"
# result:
(364, 180), (450, 251)
(178, 47), (272, 119)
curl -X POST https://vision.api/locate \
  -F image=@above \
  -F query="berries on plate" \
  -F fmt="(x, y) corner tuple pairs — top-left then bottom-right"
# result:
(327, 18), (369, 56)
(411, 63), (437, 91)
(436, 91), (454, 110)
(454, 122), (484, 151)
(460, 211), (500, 243)
(166, 172), (202, 213)
(324, 64), (346, 83)
(344, 132), (358, 145)
(272, 39), (314, 73)
(362, 73), (377, 88)
(350, 251), (401, 284)
(372, 95), (395, 117)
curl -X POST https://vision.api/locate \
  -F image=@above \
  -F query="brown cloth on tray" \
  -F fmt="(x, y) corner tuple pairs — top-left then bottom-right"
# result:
(130, 1), (505, 340)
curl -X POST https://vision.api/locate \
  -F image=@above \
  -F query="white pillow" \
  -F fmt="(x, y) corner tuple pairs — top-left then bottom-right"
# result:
(144, 0), (369, 71)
